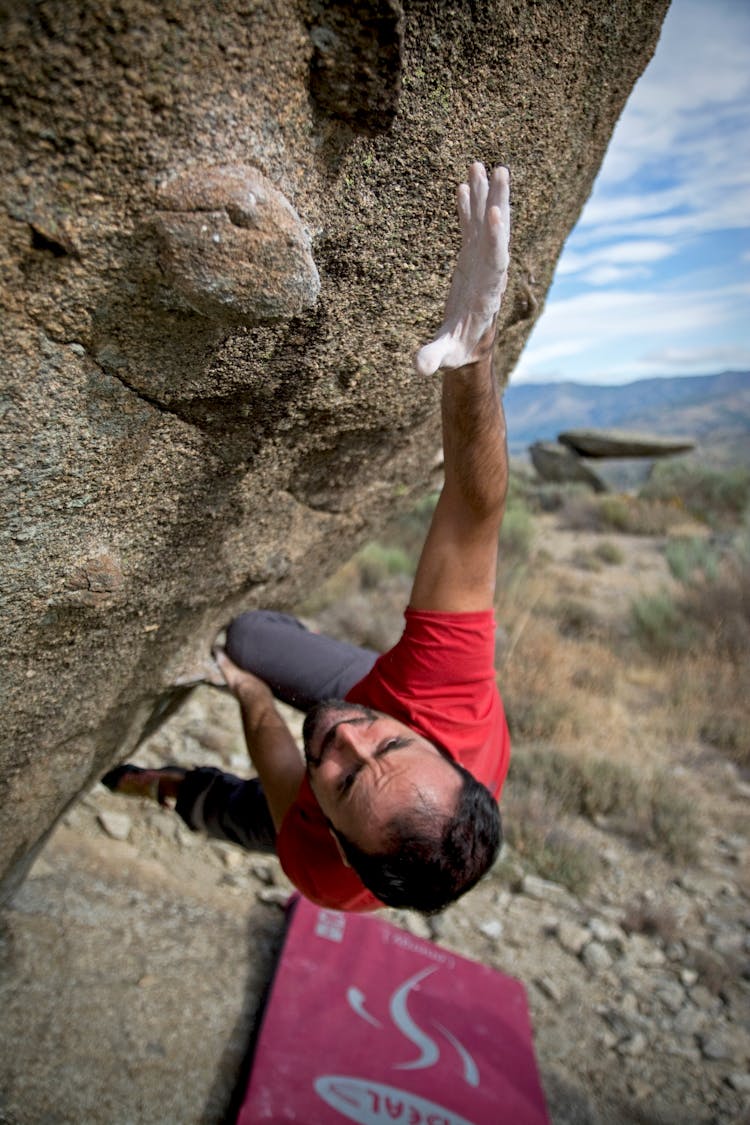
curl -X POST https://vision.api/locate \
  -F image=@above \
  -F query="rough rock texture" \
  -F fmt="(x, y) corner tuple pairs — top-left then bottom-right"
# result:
(153, 164), (321, 322)
(530, 441), (608, 493)
(0, 0), (669, 899)
(559, 429), (696, 458)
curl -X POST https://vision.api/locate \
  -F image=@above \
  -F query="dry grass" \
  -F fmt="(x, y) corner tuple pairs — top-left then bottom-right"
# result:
(561, 492), (683, 536)
(629, 539), (750, 764)
(653, 654), (750, 767)
(496, 581), (624, 751)
(508, 747), (700, 863)
(499, 615), (587, 743)
(501, 785), (601, 894)
(641, 461), (750, 528)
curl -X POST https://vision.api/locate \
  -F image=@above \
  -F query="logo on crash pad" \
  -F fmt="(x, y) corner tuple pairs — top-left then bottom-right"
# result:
(314, 1076), (476, 1125)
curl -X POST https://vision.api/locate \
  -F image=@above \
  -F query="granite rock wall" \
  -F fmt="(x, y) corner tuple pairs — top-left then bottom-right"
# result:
(0, 0), (669, 898)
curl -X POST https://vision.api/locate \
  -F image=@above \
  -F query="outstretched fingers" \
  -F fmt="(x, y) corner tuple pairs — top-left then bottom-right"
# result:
(468, 161), (488, 225)
(456, 181), (472, 239)
(487, 164), (510, 218)
(486, 205), (510, 273)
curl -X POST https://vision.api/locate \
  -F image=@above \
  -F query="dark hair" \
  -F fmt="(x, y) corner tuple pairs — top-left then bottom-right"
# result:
(332, 763), (502, 914)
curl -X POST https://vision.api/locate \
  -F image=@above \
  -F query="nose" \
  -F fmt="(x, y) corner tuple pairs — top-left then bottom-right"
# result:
(331, 720), (375, 761)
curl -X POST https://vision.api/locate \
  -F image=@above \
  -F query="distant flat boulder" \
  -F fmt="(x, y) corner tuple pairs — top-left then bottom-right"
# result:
(558, 429), (695, 458)
(530, 441), (607, 492)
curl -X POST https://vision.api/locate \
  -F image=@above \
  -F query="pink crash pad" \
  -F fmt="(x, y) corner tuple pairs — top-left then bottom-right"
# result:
(237, 895), (549, 1125)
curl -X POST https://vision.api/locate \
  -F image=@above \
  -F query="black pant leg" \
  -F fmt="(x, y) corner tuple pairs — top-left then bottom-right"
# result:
(175, 768), (276, 853)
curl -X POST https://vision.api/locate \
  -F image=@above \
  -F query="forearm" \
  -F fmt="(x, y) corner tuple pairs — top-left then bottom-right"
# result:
(440, 353), (509, 522)
(236, 687), (305, 831)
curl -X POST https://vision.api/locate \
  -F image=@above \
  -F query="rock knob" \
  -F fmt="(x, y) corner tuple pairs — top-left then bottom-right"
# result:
(153, 165), (320, 323)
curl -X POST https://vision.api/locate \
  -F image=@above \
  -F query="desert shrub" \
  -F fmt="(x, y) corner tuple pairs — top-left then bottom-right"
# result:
(665, 536), (719, 584)
(680, 556), (750, 662)
(700, 712), (750, 762)
(555, 597), (602, 639)
(530, 482), (593, 514)
(500, 499), (534, 561)
(356, 543), (414, 589)
(578, 757), (641, 819)
(594, 540), (624, 565)
(502, 785), (600, 894)
(508, 748), (700, 863)
(505, 695), (572, 741)
(509, 749), (586, 814)
(571, 548), (603, 572)
(562, 492), (678, 536)
(571, 660), (617, 696)
(597, 495), (633, 532)
(560, 492), (607, 531)
(648, 775), (700, 862)
(601, 495), (679, 535)
(631, 590), (700, 654)
(642, 461), (750, 527)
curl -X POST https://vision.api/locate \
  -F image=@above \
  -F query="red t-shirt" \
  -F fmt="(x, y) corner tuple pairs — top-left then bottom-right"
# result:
(276, 608), (510, 911)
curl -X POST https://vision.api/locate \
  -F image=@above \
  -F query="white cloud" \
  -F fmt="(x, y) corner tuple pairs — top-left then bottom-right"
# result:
(641, 345), (750, 369)
(565, 0), (750, 259)
(523, 0), (750, 385)
(596, 0), (750, 190)
(515, 281), (750, 383)
(557, 239), (675, 278)
(577, 265), (650, 287)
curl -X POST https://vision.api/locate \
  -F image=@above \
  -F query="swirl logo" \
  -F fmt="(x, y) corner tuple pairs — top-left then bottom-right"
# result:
(346, 968), (479, 1087)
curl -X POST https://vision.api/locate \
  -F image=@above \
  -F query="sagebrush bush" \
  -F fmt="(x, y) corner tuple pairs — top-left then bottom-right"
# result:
(681, 555), (750, 661)
(562, 492), (679, 536)
(571, 548), (604, 572)
(631, 590), (700, 654)
(508, 748), (700, 863)
(648, 776), (700, 862)
(700, 712), (750, 762)
(502, 784), (600, 894)
(594, 540), (624, 565)
(356, 543), (414, 589)
(665, 536), (720, 584)
(500, 500), (534, 561)
(641, 461), (750, 526)
(505, 694), (572, 741)
(555, 597), (602, 639)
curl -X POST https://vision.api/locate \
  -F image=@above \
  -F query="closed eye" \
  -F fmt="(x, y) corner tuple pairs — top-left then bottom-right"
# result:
(337, 737), (414, 797)
(374, 736), (413, 758)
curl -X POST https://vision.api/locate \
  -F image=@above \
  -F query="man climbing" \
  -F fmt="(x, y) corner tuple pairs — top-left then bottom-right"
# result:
(104, 162), (512, 915)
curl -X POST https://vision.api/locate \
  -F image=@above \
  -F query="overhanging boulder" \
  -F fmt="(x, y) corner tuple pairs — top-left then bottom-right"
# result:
(559, 429), (695, 458)
(0, 0), (669, 899)
(530, 442), (607, 493)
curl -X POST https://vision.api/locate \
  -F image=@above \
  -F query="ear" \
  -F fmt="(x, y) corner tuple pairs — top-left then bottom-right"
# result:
(329, 828), (351, 867)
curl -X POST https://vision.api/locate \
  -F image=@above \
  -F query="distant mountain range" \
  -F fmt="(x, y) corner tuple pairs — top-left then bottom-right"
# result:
(503, 370), (750, 465)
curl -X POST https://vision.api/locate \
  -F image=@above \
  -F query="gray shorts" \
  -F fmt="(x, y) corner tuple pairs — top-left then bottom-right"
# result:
(175, 611), (378, 853)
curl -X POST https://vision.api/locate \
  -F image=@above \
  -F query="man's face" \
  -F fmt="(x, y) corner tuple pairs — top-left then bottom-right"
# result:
(303, 701), (462, 853)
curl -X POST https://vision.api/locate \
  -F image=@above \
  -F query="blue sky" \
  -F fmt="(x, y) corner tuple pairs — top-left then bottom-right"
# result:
(515, 0), (750, 385)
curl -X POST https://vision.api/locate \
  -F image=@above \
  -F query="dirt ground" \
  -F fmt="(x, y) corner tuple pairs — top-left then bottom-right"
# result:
(1, 512), (749, 1125)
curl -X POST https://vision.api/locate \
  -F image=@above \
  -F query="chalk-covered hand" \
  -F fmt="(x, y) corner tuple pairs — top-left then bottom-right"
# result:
(414, 162), (510, 377)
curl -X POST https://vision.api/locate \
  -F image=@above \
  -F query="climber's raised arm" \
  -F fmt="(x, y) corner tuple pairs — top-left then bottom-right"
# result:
(409, 162), (511, 614)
